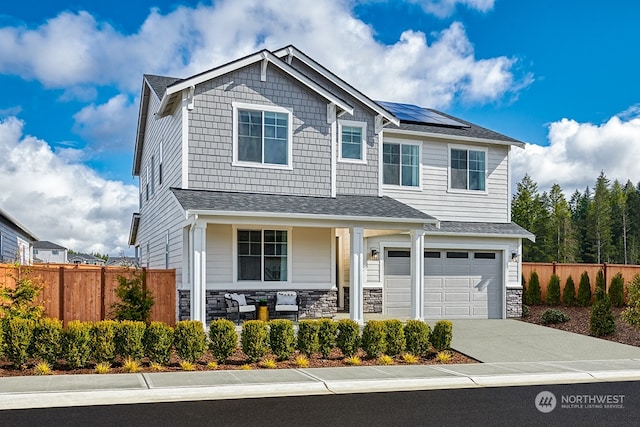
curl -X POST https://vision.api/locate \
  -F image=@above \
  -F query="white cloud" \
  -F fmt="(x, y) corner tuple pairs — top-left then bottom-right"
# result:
(0, 116), (138, 255)
(72, 94), (137, 151)
(512, 111), (640, 193)
(410, 0), (495, 17)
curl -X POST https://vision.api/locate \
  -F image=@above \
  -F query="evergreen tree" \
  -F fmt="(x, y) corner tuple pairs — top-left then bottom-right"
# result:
(608, 273), (625, 307)
(546, 274), (561, 306)
(577, 271), (592, 306)
(587, 172), (613, 263)
(590, 287), (616, 337)
(570, 188), (592, 262)
(594, 269), (606, 298)
(610, 180), (629, 264)
(549, 184), (577, 262)
(562, 275), (576, 306)
(528, 272), (542, 305)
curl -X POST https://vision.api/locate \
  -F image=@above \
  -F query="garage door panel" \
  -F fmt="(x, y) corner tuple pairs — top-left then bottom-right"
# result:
(444, 306), (471, 317)
(443, 277), (473, 289)
(425, 292), (443, 303)
(444, 292), (470, 303)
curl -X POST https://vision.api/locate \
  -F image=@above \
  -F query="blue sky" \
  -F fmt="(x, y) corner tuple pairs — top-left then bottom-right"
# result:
(1, 0), (640, 254)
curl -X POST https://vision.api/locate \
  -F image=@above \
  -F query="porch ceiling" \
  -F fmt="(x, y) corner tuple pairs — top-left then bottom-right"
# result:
(171, 188), (437, 227)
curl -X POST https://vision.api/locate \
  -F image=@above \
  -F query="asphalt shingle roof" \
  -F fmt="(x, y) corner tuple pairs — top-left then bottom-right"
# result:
(144, 74), (182, 98)
(33, 240), (66, 250)
(171, 188), (436, 222)
(424, 221), (535, 240)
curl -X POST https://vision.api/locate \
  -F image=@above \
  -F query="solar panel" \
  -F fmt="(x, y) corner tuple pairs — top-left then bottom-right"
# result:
(377, 101), (469, 128)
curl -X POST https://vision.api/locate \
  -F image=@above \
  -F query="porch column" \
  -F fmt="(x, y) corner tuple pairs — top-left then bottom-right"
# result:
(349, 227), (364, 325)
(191, 221), (207, 325)
(410, 229), (425, 320)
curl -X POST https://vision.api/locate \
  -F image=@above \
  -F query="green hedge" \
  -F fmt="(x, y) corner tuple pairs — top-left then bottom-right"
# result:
(404, 320), (431, 356)
(383, 319), (406, 357)
(336, 319), (360, 357)
(269, 319), (295, 361)
(116, 320), (146, 360)
(63, 320), (92, 369)
(174, 320), (207, 363)
(92, 320), (118, 364)
(144, 322), (174, 365)
(296, 320), (319, 357)
(430, 320), (453, 352)
(317, 319), (337, 359)
(241, 320), (269, 362)
(3, 318), (35, 368)
(208, 319), (237, 363)
(31, 318), (62, 365)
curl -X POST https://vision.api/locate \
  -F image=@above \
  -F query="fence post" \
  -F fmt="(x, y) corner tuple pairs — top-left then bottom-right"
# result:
(58, 266), (65, 326)
(100, 267), (106, 320)
(552, 262), (556, 275)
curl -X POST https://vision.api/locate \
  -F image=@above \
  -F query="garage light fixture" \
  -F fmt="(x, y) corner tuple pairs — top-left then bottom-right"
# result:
(511, 252), (519, 262)
(370, 248), (379, 260)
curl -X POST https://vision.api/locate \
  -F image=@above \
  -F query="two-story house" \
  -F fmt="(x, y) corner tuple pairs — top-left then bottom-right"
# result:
(0, 207), (38, 264)
(129, 46), (533, 324)
(33, 240), (68, 264)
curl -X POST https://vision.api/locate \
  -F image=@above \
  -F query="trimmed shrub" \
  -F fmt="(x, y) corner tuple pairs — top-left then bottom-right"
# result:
(208, 319), (238, 363)
(546, 274), (561, 306)
(110, 269), (154, 322)
(31, 318), (62, 365)
(609, 273), (625, 308)
(336, 319), (360, 357)
(522, 275), (530, 306)
(269, 319), (295, 361)
(241, 320), (269, 362)
(361, 320), (386, 358)
(562, 275), (576, 306)
(63, 320), (92, 369)
(92, 320), (118, 364)
(595, 269), (606, 296)
(174, 320), (207, 363)
(622, 274), (640, 328)
(590, 287), (616, 337)
(296, 320), (319, 357)
(383, 319), (405, 357)
(541, 309), (570, 324)
(577, 271), (592, 306)
(430, 320), (453, 352)
(317, 318), (337, 359)
(3, 318), (35, 368)
(144, 322), (174, 365)
(404, 320), (431, 357)
(527, 272), (542, 305)
(0, 268), (44, 321)
(116, 320), (146, 360)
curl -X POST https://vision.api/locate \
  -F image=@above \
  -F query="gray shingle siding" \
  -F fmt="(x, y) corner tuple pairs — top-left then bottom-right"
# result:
(188, 63), (333, 196)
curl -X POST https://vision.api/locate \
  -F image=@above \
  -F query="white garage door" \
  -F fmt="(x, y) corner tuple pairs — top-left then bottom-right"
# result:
(384, 249), (502, 319)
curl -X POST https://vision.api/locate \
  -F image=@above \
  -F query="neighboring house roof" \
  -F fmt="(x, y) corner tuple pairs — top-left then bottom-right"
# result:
(378, 101), (524, 147)
(0, 207), (38, 241)
(171, 188), (437, 225)
(424, 221), (535, 241)
(106, 257), (139, 267)
(68, 253), (105, 263)
(33, 240), (66, 250)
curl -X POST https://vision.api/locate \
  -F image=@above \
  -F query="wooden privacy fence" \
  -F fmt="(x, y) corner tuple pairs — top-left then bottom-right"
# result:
(0, 264), (176, 326)
(522, 262), (640, 300)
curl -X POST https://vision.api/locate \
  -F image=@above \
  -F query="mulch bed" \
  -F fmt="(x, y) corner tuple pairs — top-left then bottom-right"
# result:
(0, 348), (476, 377)
(520, 305), (640, 347)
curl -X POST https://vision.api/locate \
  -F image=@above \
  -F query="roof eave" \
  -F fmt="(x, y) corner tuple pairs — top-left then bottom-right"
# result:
(132, 79), (153, 176)
(425, 230), (535, 242)
(384, 127), (526, 148)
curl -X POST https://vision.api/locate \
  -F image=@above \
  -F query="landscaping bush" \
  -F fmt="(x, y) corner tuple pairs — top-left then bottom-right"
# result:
(546, 274), (561, 306)
(595, 269), (606, 296)
(3, 317), (35, 368)
(110, 269), (154, 322)
(622, 274), (640, 328)
(144, 322), (174, 365)
(208, 318), (237, 363)
(403, 320), (431, 356)
(527, 272), (542, 305)
(296, 320), (319, 357)
(562, 275), (576, 306)
(361, 320), (386, 358)
(62, 321), (92, 369)
(577, 271), (592, 306)
(522, 275), (530, 306)
(241, 320), (269, 362)
(174, 320), (207, 363)
(269, 319), (295, 361)
(430, 320), (453, 352)
(383, 319), (405, 357)
(590, 287), (616, 337)
(541, 309), (570, 324)
(0, 267), (44, 321)
(92, 320), (118, 364)
(609, 273), (625, 308)
(317, 318), (337, 359)
(116, 320), (146, 360)
(336, 319), (360, 357)
(31, 318), (62, 365)
(522, 305), (529, 317)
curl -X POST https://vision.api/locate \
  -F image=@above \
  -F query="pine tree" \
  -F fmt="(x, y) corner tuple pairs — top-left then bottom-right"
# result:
(546, 274), (561, 305)
(577, 271), (592, 306)
(562, 275), (576, 306)
(549, 184), (577, 262)
(590, 287), (616, 337)
(608, 273), (625, 307)
(528, 272), (542, 305)
(587, 172), (613, 263)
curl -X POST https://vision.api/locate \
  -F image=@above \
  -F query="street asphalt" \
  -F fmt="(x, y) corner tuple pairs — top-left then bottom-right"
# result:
(1, 319), (640, 410)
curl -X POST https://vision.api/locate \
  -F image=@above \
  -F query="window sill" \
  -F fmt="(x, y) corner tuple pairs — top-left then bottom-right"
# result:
(232, 161), (293, 171)
(382, 184), (423, 192)
(447, 188), (488, 195)
(338, 158), (367, 165)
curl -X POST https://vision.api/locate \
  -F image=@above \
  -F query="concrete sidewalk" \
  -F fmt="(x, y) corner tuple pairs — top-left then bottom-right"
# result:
(1, 319), (640, 410)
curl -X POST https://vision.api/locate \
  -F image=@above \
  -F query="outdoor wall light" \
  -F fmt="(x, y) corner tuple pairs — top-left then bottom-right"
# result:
(511, 252), (519, 262)
(370, 248), (379, 260)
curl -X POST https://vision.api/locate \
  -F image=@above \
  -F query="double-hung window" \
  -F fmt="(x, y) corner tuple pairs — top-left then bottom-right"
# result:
(234, 103), (291, 167)
(237, 229), (288, 282)
(382, 142), (420, 187)
(338, 120), (366, 162)
(450, 147), (486, 191)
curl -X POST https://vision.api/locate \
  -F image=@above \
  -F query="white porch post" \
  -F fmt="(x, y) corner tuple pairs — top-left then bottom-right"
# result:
(191, 221), (207, 324)
(410, 229), (425, 320)
(349, 227), (364, 325)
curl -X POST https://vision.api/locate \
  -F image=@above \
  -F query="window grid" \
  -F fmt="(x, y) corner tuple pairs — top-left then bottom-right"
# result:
(341, 126), (363, 160)
(238, 109), (288, 165)
(383, 143), (419, 187)
(237, 229), (288, 282)
(451, 148), (486, 191)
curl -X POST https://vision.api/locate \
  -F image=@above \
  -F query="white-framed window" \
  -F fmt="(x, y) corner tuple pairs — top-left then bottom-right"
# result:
(382, 141), (421, 187)
(449, 145), (487, 192)
(165, 230), (169, 269)
(145, 165), (150, 201)
(158, 140), (163, 186)
(150, 155), (155, 196)
(235, 228), (290, 282)
(338, 120), (367, 163)
(232, 102), (293, 169)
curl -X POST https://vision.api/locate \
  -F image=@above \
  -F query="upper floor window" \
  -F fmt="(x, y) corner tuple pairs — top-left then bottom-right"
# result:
(450, 147), (486, 191)
(158, 141), (163, 186)
(150, 155), (156, 196)
(383, 142), (420, 187)
(233, 103), (292, 168)
(338, 120), (367, 162)
(237, 229), (288, 282)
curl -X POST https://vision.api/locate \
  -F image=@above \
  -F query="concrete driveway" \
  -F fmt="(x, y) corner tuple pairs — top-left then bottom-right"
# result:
(450, 319), (640, 363)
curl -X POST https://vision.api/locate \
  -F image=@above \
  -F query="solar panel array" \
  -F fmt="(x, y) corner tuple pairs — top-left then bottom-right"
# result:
(377, 101), (469, 128)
